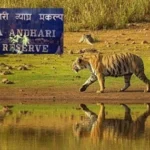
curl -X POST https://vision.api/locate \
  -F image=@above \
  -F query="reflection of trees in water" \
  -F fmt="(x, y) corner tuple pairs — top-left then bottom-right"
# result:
(73, 103), (150, 142)
(0, 126), (64, 150)
(0, 114), (73, 150)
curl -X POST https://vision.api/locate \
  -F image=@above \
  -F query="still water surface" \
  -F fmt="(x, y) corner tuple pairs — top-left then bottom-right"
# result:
(0, 104), (150, 150)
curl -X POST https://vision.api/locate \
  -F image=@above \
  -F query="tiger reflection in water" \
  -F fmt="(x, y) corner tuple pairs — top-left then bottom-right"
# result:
(73, 103), (150, 141)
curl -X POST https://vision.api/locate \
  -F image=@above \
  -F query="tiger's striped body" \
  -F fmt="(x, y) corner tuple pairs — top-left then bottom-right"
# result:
(101, 53), (142, 77)
(72, 51), (150, 93)
(73, 103), (150, 140)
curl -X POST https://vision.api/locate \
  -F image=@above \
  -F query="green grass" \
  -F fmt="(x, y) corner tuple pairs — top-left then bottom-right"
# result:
(0, 54), (77, 88)
(1, 103), (147, 118)
(0, 0), (150, 30)
(0, 52), (150, 90)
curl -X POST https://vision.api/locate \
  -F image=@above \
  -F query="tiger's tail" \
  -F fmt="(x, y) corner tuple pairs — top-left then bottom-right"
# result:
(132, 55), (150, 92)
(135, 71), (150, 84)
(134, 61), (150, 92)
(133, 56), (150, 84)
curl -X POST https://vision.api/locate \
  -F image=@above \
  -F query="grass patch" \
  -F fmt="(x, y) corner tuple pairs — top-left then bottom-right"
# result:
(0, 28), (150, 90)
(0, 52), (150, 89)
(0, 0), (150, 30)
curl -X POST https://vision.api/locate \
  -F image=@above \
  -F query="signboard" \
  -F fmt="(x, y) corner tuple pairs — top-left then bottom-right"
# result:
(0, 8), (63, 54)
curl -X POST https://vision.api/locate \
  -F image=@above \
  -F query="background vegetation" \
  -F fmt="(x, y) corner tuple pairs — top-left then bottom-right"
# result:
(0, 0), (150, 31)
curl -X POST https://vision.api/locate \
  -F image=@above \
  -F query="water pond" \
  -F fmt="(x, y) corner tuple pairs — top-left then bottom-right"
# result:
(0, 104), (150, 150)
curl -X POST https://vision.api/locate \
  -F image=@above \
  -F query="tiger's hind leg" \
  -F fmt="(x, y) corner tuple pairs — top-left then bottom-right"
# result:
(96, 103), (105, 123)
(135, 71), (150, 92)
(120, 104), (133, 122)
(120, 74), (132, 92)
(90, 103), (105, 140)
(80, 104), (98, 122)
(135, 103), (150, 123)
(133, 103), (150, 133)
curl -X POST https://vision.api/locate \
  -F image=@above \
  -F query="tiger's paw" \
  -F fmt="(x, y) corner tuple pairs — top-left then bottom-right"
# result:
(144, 89), (150, 92)
(80, 104), (88, 111)
(96, 90), (104, 94)
(119, 89), (125, 92)
(97, 103), (104, 106)
(79, 85), (87, 92)
(144, 89), (150, 93)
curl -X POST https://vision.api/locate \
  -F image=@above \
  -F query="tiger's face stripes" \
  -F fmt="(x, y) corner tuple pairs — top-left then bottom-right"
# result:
(72, 57), (90, 73)
(72, 50), (150, 93)
(73, 103), (150, 140)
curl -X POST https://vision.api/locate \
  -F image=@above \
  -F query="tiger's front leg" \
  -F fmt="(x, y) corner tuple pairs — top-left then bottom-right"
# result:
(80, 74), (97, 92)
(120, 103), (133, 122)
(90, 103), (105, 139)
(96, 73), (105, 93)
(120, 74), (132, 92)
(80, 104), (98, 122)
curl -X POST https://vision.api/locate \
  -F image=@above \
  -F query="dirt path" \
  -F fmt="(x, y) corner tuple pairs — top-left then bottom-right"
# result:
(0, 87), (150, 104)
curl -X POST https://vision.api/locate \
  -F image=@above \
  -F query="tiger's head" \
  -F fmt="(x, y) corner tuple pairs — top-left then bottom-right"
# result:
(72, 57), (90, 73)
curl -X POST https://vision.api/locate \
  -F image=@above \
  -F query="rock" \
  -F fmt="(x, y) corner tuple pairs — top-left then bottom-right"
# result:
(2, 78), (14, 84)
(77, 49), (85, 54)
(131, 41), (136, 44)
(79, 34), (94, 45)
(141, 40), (148, 44)
(0, 70), (12, 75)
(0, 63), (6, 67)
(68, 50), (73, 54)
(114, 41), (119, 44)
(121, 33), (126, 35)
(126, 38), (132, 41)
(19, 89), (24, 92)
(17, 65), (28, 70)
(5, 66), (13, 70)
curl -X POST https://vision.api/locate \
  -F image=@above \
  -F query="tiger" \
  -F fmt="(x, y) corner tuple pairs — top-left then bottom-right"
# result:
(72, 50), (150, 93)
(73, 103), (150, 141)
